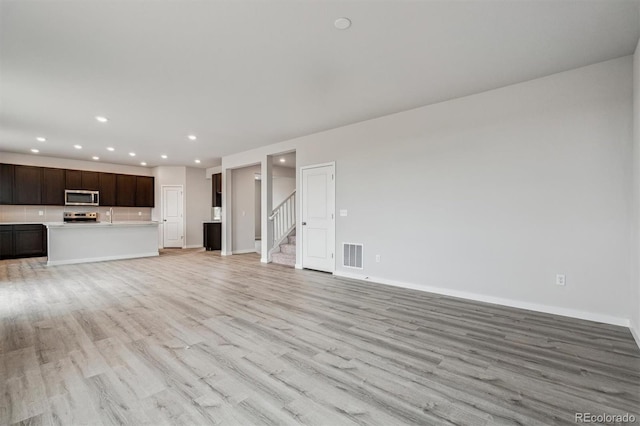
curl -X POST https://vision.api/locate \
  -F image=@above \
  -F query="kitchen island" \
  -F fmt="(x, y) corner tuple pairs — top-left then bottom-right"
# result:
(45, 221), (159, 266)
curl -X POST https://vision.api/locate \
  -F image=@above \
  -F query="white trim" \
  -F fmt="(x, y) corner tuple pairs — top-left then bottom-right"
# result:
(185, 244), (202, 249)
(631, 325), (640, 350)
(295, 263), (302, 269)
(333, 271), (630, 327)
(261, 257), (270, 263)
(221, 251), (231, 256)
(161, 184), (184, 248)
(232, 249), (258, 254)
(299, 161), (336, 273)
(47, 252), (159, 266)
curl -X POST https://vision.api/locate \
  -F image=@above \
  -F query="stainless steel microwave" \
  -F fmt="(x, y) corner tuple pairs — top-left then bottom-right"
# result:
(65, 190), (99, 206)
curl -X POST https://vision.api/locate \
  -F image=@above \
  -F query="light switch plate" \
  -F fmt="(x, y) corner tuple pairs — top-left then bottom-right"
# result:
(340, 209), (348, 217)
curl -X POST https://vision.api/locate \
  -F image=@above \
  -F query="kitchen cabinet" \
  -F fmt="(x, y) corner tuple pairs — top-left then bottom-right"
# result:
(0, 163), (154, 207)
(42, 168), (66, 205)
(0, 224), (46, 260)
(0, 164), (14, 205)
(14, 165), (42, 205)
(136, 176), (154, 207)
(116, 174), (137, 207)
(99, 173), (117, 206)
(212, 173), (222, 207)
(65, 169), (82, 189)
(0, 226), (13, 259)
(81, 171), (100, 191)
(204, 222), (221, 250)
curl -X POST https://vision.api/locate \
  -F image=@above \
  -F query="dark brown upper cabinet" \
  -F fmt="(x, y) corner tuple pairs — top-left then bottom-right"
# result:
(135, 176), (154, 207)
(0, 164), (14, 205)
(13, 165), (42, 205)
(212, 173), (222, 207)
(99, 173), (117, 206)
(116, 174), (137, 207)
(65, 170), (82, 190)
(42, 168), (66, 205)
(81, 171), (100, 191)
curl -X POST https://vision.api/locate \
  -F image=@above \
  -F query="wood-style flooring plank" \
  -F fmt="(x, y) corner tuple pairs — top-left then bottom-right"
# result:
(0, 250), (638, 425)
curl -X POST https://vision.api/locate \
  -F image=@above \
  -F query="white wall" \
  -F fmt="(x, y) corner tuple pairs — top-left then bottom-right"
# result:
(273, 166), (296, 207)
(185, 167), (211, 247)
(223, 56), (634, 326)
(232, 165), (261, 253)
(632, 39), (640, 344)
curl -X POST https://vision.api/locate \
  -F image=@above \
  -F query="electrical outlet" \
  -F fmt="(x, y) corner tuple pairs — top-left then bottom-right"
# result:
(106, 211), (111, 216)
(375, 254), (381, 263)
(138, 211), (142, 216)
(38, 210), (44, 216)
(556, 274), (566, 286)
(340, 209), (348, 217)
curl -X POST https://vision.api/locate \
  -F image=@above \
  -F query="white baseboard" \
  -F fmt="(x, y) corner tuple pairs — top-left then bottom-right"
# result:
(333, 271), (630, 327)
(295, 263), (302, 269)
(631, 325), (640, 350)
(232, 249), (258, 255)
(261, 258), (271, 263)
(185, 244), (202, 249)
(47, 252), (159, 266)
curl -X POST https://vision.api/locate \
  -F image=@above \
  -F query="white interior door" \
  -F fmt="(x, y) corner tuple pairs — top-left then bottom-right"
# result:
(162, 185), (183, 248)
(301, 163), (335, 272)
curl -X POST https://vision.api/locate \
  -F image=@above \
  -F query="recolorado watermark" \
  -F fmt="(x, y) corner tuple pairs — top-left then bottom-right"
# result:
(575, 412), (637, 424)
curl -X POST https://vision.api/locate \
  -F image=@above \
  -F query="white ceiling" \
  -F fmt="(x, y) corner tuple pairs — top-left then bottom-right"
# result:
(1, 1), (639, 169)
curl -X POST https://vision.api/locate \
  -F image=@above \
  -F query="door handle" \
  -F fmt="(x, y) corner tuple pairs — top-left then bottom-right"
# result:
(164, 219), (167, 222)
(302, 222), (307, 225)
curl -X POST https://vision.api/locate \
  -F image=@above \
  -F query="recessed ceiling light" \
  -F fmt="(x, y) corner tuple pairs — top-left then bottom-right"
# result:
(92, 156), (100, 160)
(36, 137), (46, 142)
(334, 17), (351, 30)
(95, 116), (108, 123)
(140, 162), (147, 166)
(194, 159), (201, 164)
(30, 148), (39, 153)
(107, 147), (115, 151)
(74, 145), (82, 149)
(129, 152), (136, 157)
(161, 154), (167, 159)
(279, 158), (286, 163)
(188, 135), (197, 141)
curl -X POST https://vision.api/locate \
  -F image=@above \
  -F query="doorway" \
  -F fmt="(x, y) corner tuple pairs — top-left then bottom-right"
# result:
(162, 185), (184, 248)
(300, 162), (335, 272)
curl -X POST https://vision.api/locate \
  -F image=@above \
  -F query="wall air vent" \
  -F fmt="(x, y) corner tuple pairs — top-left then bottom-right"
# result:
(343, 243), (363, 269)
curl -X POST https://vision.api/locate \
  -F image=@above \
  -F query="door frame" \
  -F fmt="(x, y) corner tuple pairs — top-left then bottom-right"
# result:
(161, 184), (184, 249)
(299, 161), (336, 273)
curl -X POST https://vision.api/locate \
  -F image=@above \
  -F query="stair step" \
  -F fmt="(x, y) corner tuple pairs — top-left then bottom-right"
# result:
(287, 235), (296, 245)
(280, 243), (296, 255)
(271, 252), (295, 267)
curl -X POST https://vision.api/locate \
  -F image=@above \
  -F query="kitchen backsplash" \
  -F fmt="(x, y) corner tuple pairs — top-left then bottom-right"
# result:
(0, 205), (152, 223)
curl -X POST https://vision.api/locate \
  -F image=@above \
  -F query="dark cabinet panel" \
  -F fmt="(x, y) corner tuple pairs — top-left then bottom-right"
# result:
(0, 226), (13, 259)
(204, 222), (221, 250)
(135, 176), (154, 207)
(14, 165), (42, 205)
(0, 224), (46, 259)
(99, 173), (117, 206)
(42, 168), (66, 205)
(212, 173), (222, 207)
(116, 174), (136, 207)
(14, 225), (46, 257)
(0, 164), (14, 205)
(65, 170), (82, 190)
(81, 171), (100, 191)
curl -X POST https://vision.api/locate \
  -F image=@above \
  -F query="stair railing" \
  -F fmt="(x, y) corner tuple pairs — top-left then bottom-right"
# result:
(268, 190), (296, 251)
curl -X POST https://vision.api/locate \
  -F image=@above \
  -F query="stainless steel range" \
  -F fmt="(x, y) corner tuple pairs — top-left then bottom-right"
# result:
(63, 212), (98, 223)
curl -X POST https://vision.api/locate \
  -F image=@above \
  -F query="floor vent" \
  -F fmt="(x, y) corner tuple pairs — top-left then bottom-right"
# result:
(343, 243), (363, 269)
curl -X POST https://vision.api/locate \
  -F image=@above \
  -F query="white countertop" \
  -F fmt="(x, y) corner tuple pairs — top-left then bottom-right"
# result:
(45, 221), (159, 228)
(203, 220), (222, 223)
(0, 222), (48, 225)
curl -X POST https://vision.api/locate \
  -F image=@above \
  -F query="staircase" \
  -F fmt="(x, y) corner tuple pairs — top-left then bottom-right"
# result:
(269, 190), (296, 267)
(271, 231), (296, 267)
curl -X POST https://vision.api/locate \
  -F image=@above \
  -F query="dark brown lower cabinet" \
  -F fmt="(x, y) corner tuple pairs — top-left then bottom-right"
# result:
(204, 222), (221, 250)
(0, 224), (47, 260)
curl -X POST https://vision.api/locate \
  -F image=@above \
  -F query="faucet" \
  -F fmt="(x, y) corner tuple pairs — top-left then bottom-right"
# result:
(109, 207), (113, 223)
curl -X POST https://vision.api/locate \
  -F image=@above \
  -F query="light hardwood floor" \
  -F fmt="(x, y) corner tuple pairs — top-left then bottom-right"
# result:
(0, 249), (639, 425)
